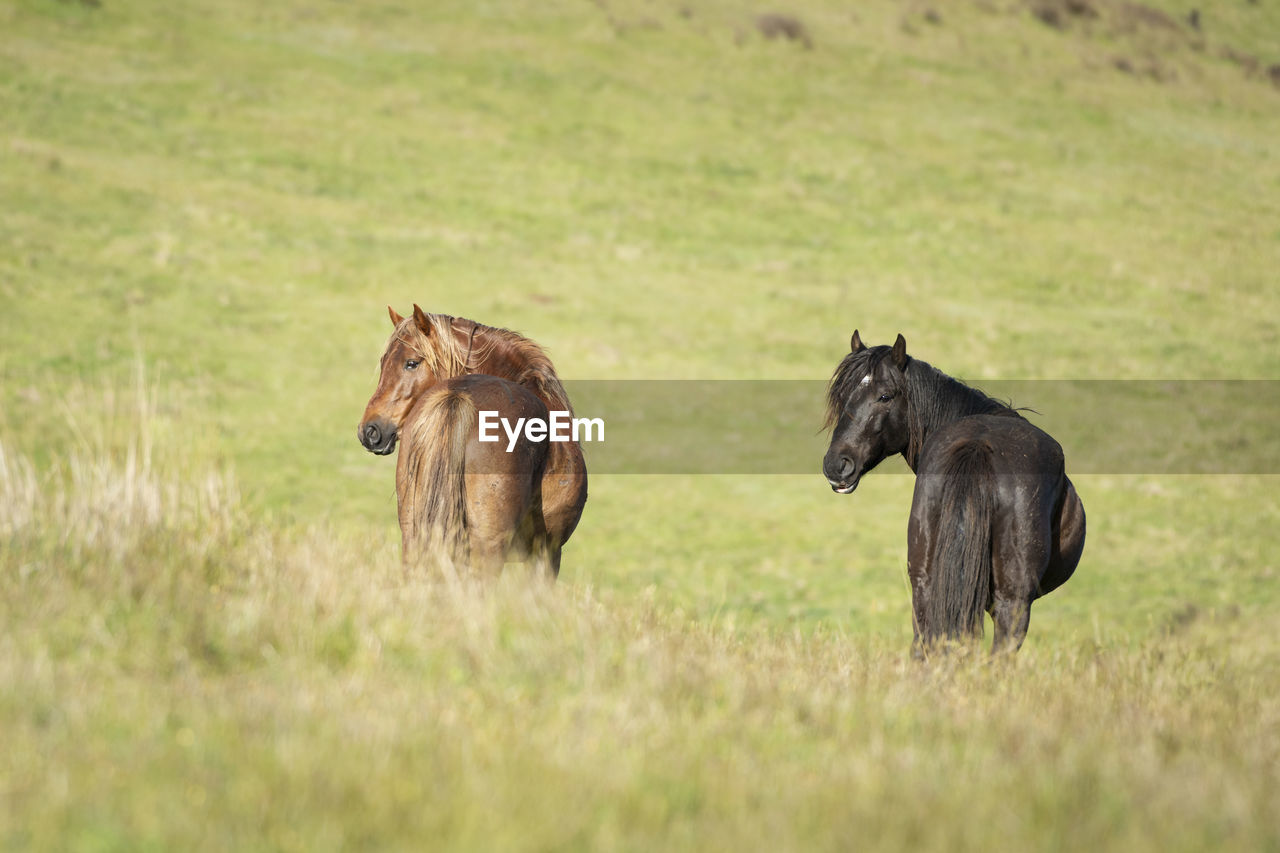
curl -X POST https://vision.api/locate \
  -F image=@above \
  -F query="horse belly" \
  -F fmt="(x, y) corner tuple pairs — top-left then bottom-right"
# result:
(540, 441), (588, 547)
(1039, 476), (1085, 597)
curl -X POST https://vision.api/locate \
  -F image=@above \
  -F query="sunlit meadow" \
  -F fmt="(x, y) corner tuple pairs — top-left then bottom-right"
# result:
(2, 0), (1278, 848)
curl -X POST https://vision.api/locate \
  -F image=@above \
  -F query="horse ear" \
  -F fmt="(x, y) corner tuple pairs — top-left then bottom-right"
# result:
(892, 333), (908, 368)
(388, 306), (404, 327)
(850, 330), (866, 353)
(412, 304), (431, 336)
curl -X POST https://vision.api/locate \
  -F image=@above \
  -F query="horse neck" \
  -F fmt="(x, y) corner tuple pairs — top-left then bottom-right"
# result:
(470, 345), (525, 383)
(902, 359), (1009, 471)
(467, 327), (571, 414)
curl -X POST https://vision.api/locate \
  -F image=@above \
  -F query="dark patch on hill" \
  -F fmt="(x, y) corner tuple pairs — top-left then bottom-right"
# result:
(754, 13), (814, 49)
(1027, 0), (1184, 36)
(1026, 0), (1278, 90)
(1029, 0), (1098, 30)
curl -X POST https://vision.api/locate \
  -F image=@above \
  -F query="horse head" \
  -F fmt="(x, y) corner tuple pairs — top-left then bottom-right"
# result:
(358, 304), (456, 455)
(822, 330), (912, 493)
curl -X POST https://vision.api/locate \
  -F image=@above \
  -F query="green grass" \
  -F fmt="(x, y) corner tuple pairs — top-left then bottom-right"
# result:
(2, 0), (1279, 848)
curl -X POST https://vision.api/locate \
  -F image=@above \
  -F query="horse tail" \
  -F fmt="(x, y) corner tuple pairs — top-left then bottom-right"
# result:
(923, 440), (995, 644)
(399, 388), (476, 568)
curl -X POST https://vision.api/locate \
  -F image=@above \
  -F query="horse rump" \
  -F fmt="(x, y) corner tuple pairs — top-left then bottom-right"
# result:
(395, 375), (552, 575)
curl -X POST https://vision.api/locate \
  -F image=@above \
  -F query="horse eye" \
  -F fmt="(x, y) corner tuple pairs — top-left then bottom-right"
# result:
(404, 359), (421, 370)
(878, 393), (893, 403)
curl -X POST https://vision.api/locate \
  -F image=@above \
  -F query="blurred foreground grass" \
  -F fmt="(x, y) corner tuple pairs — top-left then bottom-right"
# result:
(2, 433), (1277, 851)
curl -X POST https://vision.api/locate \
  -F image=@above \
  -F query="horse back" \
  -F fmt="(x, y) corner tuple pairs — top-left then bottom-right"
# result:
(919, 414), (1064, 481)
(445, 374), (550, 477)
(912, 414), (1068, 553)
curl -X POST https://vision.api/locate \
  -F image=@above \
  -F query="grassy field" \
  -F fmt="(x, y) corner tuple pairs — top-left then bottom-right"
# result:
(2, 0), (1279, 849)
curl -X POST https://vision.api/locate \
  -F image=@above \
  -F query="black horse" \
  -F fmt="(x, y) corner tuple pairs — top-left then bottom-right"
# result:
(823, 332), (1085, 655)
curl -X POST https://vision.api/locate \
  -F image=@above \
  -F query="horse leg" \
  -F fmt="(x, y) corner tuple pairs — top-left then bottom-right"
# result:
(530, 538), (562, 581)
(990, 594), (1032, 655)
(907, 500), (933, 659)
(989, 503), (1051, 654)
(464, 472), (531, 577)
(519, 491), (561, 581)
(909, 577), (929, 660)
(467, 536), (510, 577)
(508, 504), (559, 581)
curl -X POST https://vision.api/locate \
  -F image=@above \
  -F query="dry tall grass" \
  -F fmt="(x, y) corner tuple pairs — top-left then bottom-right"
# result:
(2, 423), (1277, 850)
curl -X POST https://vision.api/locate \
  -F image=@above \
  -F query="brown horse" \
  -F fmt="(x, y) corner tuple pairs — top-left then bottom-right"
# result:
(823, 332), (1085, 656)
(358, 305), (588, 576)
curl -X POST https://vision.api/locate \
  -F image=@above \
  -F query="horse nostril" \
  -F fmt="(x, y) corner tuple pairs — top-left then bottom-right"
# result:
(364, 423), (381, 447)
(838, 456), (854, 478)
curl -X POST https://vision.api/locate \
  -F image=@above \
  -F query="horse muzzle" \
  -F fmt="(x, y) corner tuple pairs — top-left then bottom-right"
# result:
(822, 452), (860, 494)
(359, 419), (398, 455)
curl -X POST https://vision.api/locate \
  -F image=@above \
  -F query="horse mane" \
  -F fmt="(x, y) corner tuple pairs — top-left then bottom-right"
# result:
(398, 313), (574, 415)
(826, 345), (1020, 468)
